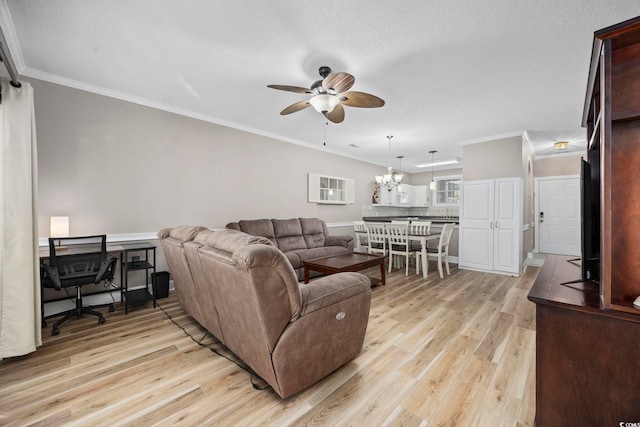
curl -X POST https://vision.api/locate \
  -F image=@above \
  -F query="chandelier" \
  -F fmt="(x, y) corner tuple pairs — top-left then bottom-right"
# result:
(375, 135), (404, 192)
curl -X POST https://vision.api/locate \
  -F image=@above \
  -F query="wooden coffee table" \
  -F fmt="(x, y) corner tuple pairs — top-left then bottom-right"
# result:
(303, 252), (386, 286)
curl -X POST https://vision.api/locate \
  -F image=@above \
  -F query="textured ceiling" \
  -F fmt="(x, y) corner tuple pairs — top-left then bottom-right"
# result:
(3, 1), (639, 172)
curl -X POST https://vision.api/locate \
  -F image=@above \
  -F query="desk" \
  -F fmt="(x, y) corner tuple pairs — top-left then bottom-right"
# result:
(39, 243), (124, 259)
(40, 242), (157, 317)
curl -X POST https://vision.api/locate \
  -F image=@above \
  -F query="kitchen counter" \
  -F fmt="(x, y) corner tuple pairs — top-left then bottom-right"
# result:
(362, 216), (459, 224)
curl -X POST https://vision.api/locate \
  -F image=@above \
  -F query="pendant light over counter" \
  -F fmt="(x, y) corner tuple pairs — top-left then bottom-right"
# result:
(429, 150), (437, 190)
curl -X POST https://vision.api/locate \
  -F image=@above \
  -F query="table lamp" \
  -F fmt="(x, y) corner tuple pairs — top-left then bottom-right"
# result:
(50, 216), (69, 249)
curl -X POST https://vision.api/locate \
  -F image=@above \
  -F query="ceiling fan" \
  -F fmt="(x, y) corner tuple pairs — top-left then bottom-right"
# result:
(267, 66), (385, 123)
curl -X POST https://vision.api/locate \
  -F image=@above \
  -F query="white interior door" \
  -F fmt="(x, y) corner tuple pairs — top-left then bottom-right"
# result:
(538, 177), (580, 256)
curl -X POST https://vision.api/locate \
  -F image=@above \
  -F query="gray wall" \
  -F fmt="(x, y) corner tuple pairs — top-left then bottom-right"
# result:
(410, 168), (463, 185)
(32, 77), (386, 237)
(462, 136), (524, 181)
(533, 154), (582, 177)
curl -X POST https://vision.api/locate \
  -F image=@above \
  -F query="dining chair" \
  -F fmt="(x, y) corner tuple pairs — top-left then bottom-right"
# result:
(364, 222), (387, 259)
(408, 220), (432, 250)
(425, 222), (455, 279)
(353, 220), (369, 252)
(386, 223), (413, 276)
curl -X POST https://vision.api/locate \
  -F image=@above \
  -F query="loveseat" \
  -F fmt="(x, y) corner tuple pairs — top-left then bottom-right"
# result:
(225, 218), (353, 280)
(158, 225), (371, 398)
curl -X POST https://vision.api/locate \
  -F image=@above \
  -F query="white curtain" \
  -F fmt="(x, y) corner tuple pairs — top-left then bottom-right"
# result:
(0, 79), (41, 358)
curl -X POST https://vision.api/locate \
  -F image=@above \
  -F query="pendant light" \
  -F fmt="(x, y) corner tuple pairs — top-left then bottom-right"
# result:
(396, 155), (404, 193)
(429, 150), (437, 190)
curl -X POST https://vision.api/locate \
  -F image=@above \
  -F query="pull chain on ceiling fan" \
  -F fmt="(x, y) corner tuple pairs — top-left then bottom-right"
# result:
(267, 66), (385, 123)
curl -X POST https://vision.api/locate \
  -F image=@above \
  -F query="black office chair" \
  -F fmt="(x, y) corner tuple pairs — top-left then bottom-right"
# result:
(41, 234), (117, 336)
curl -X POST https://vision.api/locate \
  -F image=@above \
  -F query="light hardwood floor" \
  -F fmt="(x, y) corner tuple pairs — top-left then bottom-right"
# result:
(0, 264), (539, 426)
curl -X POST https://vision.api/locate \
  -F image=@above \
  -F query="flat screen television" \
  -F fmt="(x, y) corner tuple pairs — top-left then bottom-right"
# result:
(580, 158), (600, 282)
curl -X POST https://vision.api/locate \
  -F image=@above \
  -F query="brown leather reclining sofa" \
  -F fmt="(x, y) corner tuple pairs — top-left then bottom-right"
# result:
(157, 225), (371, 398)
(225, 218), (353, 280)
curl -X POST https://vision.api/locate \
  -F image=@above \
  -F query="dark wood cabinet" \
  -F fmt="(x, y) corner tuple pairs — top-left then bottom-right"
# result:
(529, 255), (640, 426)
(529, 16), (640, 425)
(583, 16), (640, 313)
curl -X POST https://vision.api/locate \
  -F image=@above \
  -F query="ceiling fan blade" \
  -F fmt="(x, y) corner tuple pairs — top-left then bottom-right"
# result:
(280, 100), (311, 115)
(340, 91), (385, 108)
(324, 103), (345, 123)
(268, 85), (313, 94)
(322, 72), (355, 93)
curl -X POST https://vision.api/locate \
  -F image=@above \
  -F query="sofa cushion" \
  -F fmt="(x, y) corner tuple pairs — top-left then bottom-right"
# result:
(272, 218), (307, 252)
(195, 229), (273, 254)
(237, 219), (276, 246)
(289, 245), (351, 262)
(300, 217), (327, 248)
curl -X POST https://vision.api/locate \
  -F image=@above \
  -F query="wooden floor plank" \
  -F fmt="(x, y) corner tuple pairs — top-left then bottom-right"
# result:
(0, 263), (540, 426)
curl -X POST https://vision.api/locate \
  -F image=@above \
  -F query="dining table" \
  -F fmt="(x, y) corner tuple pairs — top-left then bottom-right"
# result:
(354, 229), (441, 278)
(409, 232), (441, 278)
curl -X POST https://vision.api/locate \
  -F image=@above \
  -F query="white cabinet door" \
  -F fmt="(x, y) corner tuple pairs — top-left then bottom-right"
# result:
(460, 180), (494, 271)
(414, 185), (429, 206)
(493, 178), (521, 274)
(397, 184), (414, 205)
(378, 186), (395, 205)
(460, 178), (522, 275)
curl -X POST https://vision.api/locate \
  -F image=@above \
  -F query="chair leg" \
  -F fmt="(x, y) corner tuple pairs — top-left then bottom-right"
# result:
(47, 287), (110, 335)
(405, 253), (409, 276)
(437, 253), (444, 279)
(445, 251), (451, 275)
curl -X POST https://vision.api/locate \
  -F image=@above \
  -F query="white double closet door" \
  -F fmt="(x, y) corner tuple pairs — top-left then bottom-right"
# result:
(459, 177), (522, 275)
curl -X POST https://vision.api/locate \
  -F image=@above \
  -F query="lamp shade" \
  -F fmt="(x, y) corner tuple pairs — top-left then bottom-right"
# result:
(309, 94), (340, 113)
(50, 216), (69, 237)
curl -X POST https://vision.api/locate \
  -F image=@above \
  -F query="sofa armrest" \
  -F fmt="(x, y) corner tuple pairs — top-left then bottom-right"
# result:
(299, 272), (370, 316)
(325, 234), (354, 250)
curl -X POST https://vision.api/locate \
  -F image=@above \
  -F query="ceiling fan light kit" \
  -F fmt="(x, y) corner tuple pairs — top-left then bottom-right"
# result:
(268, 66), (385, 124)
(309, 94), (340, 113)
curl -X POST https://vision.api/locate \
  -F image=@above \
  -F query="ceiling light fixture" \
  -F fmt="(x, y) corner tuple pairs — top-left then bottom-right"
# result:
(309, 94), (340, 113)
(554, 141), (569, 150)
(415, 157), (461, 168)
(396, 155), (404, 193)
(429, 150), (437, 191)
(375, 136), (403, 192)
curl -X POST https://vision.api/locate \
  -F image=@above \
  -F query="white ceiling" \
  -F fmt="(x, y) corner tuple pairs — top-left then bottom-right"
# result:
(2, 1), (639, 172)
